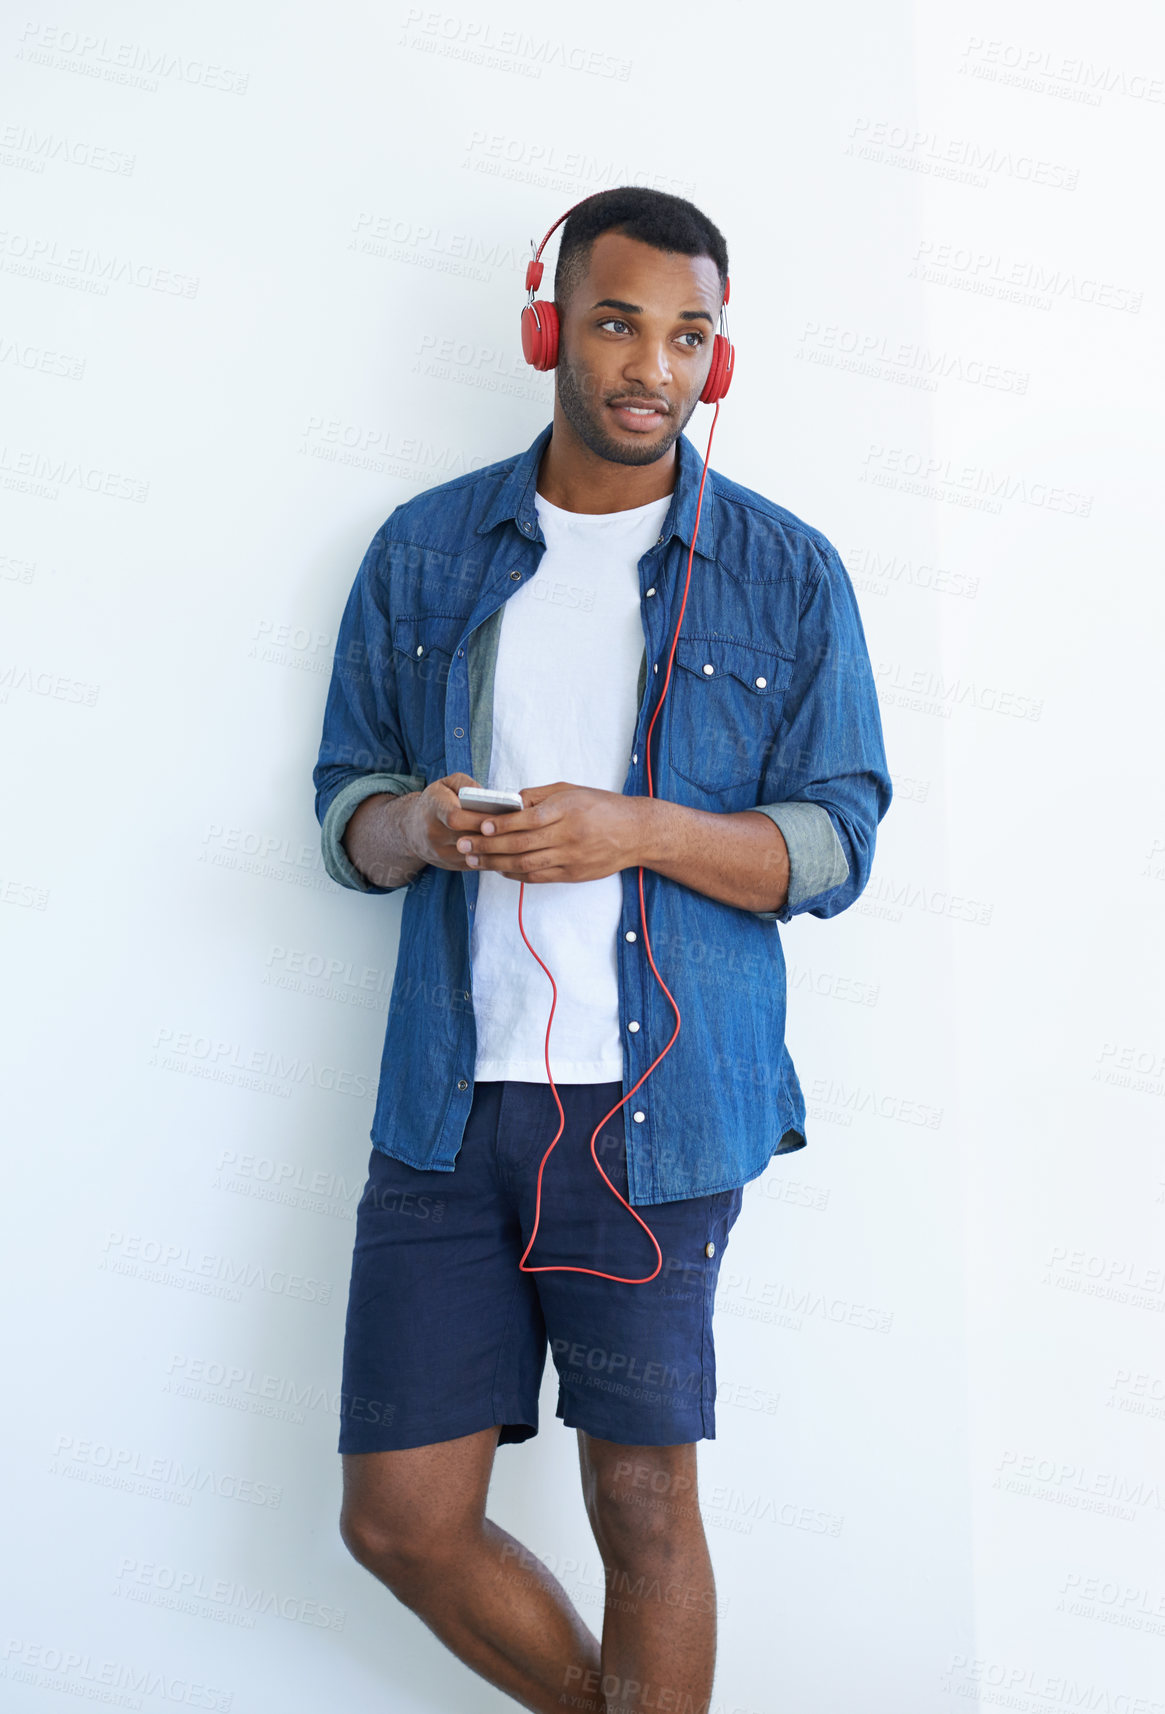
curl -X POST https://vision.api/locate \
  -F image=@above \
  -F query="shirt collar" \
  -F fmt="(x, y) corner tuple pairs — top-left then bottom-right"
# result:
(475, 419), (719, 562)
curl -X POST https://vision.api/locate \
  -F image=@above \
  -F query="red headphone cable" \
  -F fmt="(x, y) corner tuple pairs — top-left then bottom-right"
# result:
(514, 398), (723, 1283)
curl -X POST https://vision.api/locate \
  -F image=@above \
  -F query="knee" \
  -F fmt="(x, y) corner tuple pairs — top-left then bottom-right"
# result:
(338, 1504), (397, 1575)
(339, 1505), (446, 1600)
(589, 1459), (700, 1564)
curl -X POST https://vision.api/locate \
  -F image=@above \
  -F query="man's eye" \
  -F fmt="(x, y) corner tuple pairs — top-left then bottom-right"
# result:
(598, 318), (630, 334)
(680, 330), (705, 347)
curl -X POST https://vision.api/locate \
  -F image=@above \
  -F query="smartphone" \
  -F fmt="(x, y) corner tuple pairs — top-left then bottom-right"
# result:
(458, 786), (526, 816)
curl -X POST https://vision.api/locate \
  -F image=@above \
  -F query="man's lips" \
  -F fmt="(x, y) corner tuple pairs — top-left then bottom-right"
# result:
(607, 398), (670, 432)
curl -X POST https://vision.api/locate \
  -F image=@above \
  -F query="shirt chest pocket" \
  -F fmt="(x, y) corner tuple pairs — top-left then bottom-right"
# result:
(391, 615), (466, 771)
(667, 635), (794, 792)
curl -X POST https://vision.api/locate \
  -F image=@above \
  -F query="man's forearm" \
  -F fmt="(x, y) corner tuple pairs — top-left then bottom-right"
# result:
(342, 792), (426, 891)
(632, 798), (790, 914)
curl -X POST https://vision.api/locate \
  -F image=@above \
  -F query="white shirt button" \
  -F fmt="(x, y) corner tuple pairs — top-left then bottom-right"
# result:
(653, 663), (658, 673)
(703, 663), (714, 676)
(705, 1241), (716, 1258)
(755, 676), (767, 688)
(632, 753), (638, 764)
(646, 587), (656, 597)
(624, 930), (637, 942)
(633, 1111), (645, 1123)
(628, 1021), (640, 1033)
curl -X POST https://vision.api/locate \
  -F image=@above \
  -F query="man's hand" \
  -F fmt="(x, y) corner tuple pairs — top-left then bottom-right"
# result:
(404, 773), (503, 871)
(452, 782), (648, 884)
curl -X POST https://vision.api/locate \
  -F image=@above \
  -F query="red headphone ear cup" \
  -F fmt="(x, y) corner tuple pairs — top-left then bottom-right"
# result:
(521, 299), (559, 371)
(540, 300), (559, 369)
(700, 333), (734, 404)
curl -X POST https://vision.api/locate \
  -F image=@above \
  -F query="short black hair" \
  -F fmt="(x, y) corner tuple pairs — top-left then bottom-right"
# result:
(552, 187), (729, 310)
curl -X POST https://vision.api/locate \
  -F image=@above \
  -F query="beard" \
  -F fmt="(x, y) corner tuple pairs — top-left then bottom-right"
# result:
(554, 348), (701, 466)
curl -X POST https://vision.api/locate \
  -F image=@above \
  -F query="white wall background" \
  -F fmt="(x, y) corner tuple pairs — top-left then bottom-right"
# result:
(2, 2), (1162, 1710)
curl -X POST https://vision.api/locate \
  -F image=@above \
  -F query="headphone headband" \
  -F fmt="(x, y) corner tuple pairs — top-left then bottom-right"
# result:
(524, 194), (606, 299)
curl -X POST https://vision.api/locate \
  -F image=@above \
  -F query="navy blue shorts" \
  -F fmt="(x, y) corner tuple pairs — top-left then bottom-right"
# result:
(338, 1080), (745, 1454)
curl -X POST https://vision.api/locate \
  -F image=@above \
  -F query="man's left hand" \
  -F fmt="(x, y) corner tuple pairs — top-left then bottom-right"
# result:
(454, 782), (649, 883)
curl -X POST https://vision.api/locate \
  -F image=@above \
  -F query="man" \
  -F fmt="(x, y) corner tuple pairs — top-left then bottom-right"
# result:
(313, 187), (891, 1714)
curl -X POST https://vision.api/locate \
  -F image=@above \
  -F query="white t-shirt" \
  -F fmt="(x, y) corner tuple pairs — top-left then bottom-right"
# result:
(470, 488), (672, 1083)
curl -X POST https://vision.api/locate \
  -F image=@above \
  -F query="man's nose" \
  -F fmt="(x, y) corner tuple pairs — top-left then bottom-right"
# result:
(622, 340), (672, 392)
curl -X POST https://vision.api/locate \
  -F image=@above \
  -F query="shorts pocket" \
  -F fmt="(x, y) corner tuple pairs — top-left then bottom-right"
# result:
(706, 1186), (744, 1252)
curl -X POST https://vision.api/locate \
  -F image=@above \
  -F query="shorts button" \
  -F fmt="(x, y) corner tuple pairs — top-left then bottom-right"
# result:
(705, 1240), (716, 1258)
(457, 1079), (468, 1091)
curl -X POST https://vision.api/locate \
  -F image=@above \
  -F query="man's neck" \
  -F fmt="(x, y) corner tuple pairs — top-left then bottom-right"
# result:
(535, 406), (677, 515)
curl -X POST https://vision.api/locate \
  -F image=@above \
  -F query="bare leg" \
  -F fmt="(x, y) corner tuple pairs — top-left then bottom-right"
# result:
(340, 1427), (605, 1713)
(575, 1433), (717, 1714)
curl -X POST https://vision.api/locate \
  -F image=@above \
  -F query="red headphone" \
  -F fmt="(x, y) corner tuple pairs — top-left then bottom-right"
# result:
(519, 195), (734, 403)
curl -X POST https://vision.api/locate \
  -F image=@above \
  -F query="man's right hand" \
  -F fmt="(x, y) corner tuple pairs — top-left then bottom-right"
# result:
(405, 773), (493, 872)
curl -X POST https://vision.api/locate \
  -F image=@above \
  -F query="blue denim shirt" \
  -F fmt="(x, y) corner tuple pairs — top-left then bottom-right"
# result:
(313, 422), (892, 1204)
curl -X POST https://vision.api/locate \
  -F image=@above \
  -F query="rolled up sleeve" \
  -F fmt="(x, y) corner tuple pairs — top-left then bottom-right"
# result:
(751, 540), (892, 924)
(320, 773), (426, 892)
(748, 800), (850, 921)
(312, 523), (424, 895)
